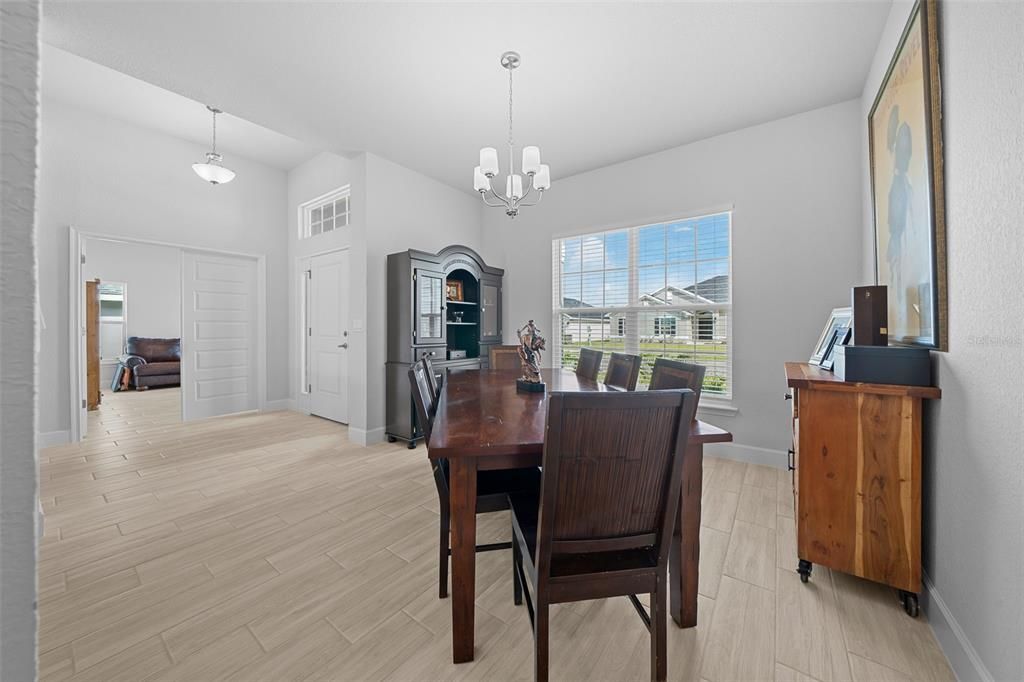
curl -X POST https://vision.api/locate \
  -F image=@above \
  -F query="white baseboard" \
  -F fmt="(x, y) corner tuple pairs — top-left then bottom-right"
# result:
(38, 430), (71, 449)
(704, 442), (787, 469)
(922, 572), (993, 682)
(262, 398), (297, 412)
(348, 426), (385, 447)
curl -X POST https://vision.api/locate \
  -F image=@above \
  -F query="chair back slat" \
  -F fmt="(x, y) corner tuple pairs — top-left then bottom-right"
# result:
(423, 356), (441, 401)
(408, 360), (436, 443)
(489, 345), (521, 371)
(649, 358), (705, 406)
(574, 348), (603, 382)
(603, 352), (642, 391)
(536, 390), (697, 569)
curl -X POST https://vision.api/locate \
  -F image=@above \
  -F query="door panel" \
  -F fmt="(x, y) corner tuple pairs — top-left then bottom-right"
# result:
(85, 280), (101, 410)
(309, 250), (349, 424)
(414, 268), (445, 345)
(182, 252), (257, 420)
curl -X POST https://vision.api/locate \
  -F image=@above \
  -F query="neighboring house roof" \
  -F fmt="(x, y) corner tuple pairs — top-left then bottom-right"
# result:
(685, 275), (729, 303)
(559, 298), (608, 321)
(640, 284), (716, 306)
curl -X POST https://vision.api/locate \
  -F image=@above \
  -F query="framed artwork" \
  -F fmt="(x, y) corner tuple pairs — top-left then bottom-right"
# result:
(868, 0), (947, 350)
(446, 280), (463, 302)
(810, 307), (853, 366)
(820, 325), (852, 371)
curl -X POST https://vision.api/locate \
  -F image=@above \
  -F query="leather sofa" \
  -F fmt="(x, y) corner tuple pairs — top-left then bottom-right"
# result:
(121, 337), (181, 390)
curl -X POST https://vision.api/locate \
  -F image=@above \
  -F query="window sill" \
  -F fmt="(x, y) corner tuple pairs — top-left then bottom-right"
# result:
(697, 399), (738, 417)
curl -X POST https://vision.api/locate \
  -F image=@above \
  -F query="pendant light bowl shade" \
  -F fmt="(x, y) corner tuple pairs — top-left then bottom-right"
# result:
(193, 156), (236, 185)
(193, 106), (235, 185)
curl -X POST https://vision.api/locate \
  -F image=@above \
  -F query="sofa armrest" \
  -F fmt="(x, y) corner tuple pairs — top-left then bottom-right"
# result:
(119, 354), (147, 369)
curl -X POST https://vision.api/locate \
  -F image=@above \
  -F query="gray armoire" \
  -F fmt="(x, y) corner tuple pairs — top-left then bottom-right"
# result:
(385, 244), (504, 447)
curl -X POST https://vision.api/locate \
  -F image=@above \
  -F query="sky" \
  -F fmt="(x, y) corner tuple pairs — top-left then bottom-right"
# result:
(560, 213), (730, 307)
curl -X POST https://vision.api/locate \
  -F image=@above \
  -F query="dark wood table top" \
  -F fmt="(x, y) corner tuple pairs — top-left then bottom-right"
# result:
(429, 368), (732, 460)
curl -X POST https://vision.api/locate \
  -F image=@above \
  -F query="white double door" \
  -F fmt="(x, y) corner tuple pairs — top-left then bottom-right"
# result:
(306, 250), (350, 424)
(182, 251), (258, 421)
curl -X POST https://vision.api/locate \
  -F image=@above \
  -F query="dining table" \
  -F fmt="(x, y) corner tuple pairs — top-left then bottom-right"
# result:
(428, 367), (733, 663)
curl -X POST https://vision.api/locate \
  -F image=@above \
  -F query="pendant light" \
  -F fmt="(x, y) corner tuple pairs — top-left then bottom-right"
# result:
(192, 105), (236, 185)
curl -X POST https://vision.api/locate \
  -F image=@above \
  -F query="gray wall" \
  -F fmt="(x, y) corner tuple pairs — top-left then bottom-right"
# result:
(481, 99), (865, 460)
(0, 2), (40, 679)
(860, 3), (1024, 680)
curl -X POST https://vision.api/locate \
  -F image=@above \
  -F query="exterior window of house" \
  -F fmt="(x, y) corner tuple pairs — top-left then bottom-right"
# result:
(653, 315), (677, 336)
(299, 186), (350, 239)
(551, 211), (732, 397)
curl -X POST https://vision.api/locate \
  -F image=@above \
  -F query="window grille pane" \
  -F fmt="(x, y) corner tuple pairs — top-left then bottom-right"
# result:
(322, 202), (334, 219)
(311, 206), (322, 223)
(311, 220), (323, 236)
(553, 211), (732, 398)
(562, 239), (582, 273)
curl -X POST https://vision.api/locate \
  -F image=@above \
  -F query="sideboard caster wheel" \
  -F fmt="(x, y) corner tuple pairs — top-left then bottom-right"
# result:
(899, 590), (920, 618)
(407, 441), (417, 450)
(797, 559), (812, 583)
(387, 435), (397, 443)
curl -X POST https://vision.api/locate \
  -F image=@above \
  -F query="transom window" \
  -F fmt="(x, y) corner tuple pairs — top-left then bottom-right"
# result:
(551, 211), (732, 397)
(300, 186), (350, 239)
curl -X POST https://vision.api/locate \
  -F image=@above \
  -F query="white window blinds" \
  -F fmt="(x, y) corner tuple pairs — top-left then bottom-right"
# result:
(551, 211), (732, 397)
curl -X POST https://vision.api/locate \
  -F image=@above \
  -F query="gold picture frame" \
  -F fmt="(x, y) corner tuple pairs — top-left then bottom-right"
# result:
(446, 280), (463, 302)
(868, 0), (947, 350)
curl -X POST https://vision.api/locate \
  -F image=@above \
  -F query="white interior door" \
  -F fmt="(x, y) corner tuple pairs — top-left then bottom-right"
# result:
(182, 251), (258, 420)
(308, 250), (349, 423)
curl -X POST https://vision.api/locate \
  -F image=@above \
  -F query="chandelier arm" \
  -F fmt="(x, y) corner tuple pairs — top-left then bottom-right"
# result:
(518, 190), (545, 207)
(483, 187), (511, 208)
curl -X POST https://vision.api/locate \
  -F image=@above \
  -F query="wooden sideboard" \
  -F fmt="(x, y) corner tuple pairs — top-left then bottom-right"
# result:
(784, 362), (941, 617)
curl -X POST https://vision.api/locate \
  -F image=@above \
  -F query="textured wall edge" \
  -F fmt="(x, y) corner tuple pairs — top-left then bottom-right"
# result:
(0, 1), (41, 680)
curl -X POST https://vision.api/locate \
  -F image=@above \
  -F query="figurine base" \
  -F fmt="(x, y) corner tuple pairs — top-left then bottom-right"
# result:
(516, 379), (546, 393)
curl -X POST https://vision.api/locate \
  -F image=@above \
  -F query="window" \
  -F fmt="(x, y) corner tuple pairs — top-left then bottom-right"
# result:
(551, 211), (732, 397)
(300, 186), (350, 239)
(97, 282), (126, 361)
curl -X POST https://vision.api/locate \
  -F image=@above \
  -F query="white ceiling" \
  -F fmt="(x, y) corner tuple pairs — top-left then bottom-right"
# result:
(40, 45), (321, 171)
(41, 1), (891, 191)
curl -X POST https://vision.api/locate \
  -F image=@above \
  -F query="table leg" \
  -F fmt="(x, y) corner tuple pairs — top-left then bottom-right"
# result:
(671, 440), (703, 628)
(450, 457), (478, 663)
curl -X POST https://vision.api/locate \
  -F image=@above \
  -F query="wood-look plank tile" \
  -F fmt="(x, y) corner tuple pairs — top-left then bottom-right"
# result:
(703, 576), (775, 681)
(723, 520), (776, 589)
(38, 388), (954, 682)
(775, 568), (852, 681)
(736, 484), (778, 529)
(832, 572), (955, 681)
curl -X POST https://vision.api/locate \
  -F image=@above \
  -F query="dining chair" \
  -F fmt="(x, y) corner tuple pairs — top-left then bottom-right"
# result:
(604, 352), (642, 391)
(573, 348), (603, 382)
(489, 344), (521, 371)
(648, 357), (705, 407)
(509, 389), (699, 681)
(408, 360), (539, 598)
(423, 355), (441, 402)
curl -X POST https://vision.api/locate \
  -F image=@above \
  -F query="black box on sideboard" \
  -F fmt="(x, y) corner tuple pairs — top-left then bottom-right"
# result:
(834, 345), (932, 386)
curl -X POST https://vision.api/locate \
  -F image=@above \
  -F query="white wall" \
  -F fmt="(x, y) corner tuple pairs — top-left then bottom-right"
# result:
(482, 100), (864, 458)
(359, 153), (482, 443)
(285, 151), (481, 443)
(84, 239), (181, 340)
(37, 97), (290, 439)
(0, 2), (40, 679)
(860, 3), (1024, 680)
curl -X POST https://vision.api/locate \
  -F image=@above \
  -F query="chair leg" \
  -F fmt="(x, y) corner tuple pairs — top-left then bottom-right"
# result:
(438, 510), (450, 599)
(650, 575), (667, 681)
(535, 600), (549, 682)
(512, 532), (523, 606)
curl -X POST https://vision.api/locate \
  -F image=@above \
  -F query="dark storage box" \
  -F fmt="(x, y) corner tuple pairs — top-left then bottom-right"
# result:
(448, 349), (467, 360)
(834, 345), (932, 386)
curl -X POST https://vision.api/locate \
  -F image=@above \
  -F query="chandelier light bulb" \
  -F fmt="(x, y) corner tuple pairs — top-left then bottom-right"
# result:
(479, 148), (499, 177)
(473, 166), (491, 193)
(522, 146), (541, 176)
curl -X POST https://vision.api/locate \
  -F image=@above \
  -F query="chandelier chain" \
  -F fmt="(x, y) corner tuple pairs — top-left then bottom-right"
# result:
(211, 109), (217, 155)
(507, 67), (514, 151)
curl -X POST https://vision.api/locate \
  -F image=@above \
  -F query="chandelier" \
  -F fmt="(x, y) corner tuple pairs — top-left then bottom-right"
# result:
(473, 51), (550, 218)
(192, 105), (236, 185)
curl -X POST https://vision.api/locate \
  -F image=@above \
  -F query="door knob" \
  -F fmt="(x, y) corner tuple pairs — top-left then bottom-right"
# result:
(338, 343), (348, 349)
